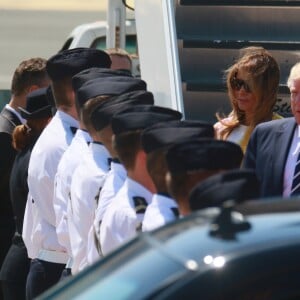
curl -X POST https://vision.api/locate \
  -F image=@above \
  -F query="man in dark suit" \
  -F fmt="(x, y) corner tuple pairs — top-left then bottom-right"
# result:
(243, 62), (300, 198)
(0, 57), (50, 286)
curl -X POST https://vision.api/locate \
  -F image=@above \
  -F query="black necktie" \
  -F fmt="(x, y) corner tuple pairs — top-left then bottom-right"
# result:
(171, 207), (179, 218)
(70, 126), (77, 135)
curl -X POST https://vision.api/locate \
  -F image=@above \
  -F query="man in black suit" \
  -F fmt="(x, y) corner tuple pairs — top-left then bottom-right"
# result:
(0, 57), (50, 285)
(243, 62), (300, 198)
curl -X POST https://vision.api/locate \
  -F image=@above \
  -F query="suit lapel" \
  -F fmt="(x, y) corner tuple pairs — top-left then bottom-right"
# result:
(1, 107), (22, 128)
(273, 118), (296, 191)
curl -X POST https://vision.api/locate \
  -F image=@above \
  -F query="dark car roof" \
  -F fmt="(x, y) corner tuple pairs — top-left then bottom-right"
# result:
(39, 198), (300, 300)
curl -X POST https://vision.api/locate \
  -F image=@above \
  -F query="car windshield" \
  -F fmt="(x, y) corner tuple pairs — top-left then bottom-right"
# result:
(47, 237), (187, 300)
(41, 201), (300, 300)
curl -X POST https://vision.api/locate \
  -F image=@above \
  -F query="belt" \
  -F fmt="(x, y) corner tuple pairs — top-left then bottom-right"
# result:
(37, 249), (69, 264)
(66, 257), (73, 269)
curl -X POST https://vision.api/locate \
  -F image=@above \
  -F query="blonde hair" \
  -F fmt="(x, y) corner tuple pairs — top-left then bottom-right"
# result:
(105, 48), (132, 71)
(216, 48), (280, 140)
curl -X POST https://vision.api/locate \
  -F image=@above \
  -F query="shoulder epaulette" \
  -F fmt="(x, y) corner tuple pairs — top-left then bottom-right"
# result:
(133, 196), (148, 214)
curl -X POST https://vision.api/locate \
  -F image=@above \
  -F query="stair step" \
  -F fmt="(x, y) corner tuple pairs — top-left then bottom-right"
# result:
(182, 40), (300, 51)
(176, 6), (300, 41)
(180, 0), (300, 6)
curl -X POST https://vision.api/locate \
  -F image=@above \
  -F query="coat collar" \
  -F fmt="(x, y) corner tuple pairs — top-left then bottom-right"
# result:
(273, 118), (297, 191)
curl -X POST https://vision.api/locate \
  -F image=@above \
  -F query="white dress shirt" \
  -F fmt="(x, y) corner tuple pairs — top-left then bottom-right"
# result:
(100, 177), (153, 256)
(226, 124), (248, 145)
(142, 193), (179, 232)
(26, 111), (78, 262)
(53, 129), (91, 257)
(69, 142), (110, 274)
(86, 161), (127, 265)
(22, 193), (38, 258)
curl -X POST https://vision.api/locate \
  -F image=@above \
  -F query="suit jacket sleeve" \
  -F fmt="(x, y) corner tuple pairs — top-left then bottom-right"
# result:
(0, 132), (16, 192)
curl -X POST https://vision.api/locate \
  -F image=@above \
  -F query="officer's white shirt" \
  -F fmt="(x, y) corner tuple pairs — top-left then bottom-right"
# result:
(100, 177), (153, 256)
(22, 193), (39, 258)
(53, 129), (91, 257)
(69, 142), (110, 275)
(97, 161), (127, 222)
(86, 161), (127, 265)
(26, 111), (78, 259)
(142, 194), (179, 232)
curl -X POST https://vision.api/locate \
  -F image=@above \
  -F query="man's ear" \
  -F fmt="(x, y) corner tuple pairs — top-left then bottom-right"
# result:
(138, 149), (147, 163)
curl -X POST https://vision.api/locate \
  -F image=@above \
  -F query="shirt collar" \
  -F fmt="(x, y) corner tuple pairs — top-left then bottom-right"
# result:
(152, 193), (178, 207)
(126, 177), (153, 204)
(293, 125), (300, 155)
(5, 104), (25, 124)
(89, 142), (111, 170)
(297, 125), (300, 138)
(75, 128), (92, 143)
(56, 110), (79, 128)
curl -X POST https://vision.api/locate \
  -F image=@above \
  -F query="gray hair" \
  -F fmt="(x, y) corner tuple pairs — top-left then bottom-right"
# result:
(287, 62), (300, 88)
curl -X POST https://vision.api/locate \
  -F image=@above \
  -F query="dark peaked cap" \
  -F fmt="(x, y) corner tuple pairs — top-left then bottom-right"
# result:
(141, 120), (215, 153)
(111, 105), (182, 135)
(46, 85), (55, 108)
(107, 90), (154, 106)
(46, 48), (111, 81)
(72, 67), (132, 91)
(19, 87), (53, 119)
(189, 169), (260, 211)
(166, 138), (243, 173)
(91, 91), (154, 131)
(76, 77), (147, 108)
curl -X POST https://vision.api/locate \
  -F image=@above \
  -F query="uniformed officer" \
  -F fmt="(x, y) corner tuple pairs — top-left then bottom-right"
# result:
(0, 87), (53, 300)
(71, 70), (136, 263)
(141, 120), (215, 231)
(24, 47), (111, 299)
(86, 90), (155, 266)
(99, 105), (182, 256)
(165, 138), (244, 216)
(0, 58), (50, 296)
(54, 68), (135, 279)
(189, 169), (260, 212)
(68, 78), (149, 275)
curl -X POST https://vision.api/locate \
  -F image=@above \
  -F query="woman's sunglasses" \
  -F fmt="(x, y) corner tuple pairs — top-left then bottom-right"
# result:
(230, 77), (252, 93)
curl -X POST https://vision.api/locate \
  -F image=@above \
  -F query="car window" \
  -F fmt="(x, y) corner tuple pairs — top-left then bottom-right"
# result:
(154, 244), (300, 300)
(60, 37), (73, 51)
(74, 248), (185, 300)
(43, 238), (187, 300)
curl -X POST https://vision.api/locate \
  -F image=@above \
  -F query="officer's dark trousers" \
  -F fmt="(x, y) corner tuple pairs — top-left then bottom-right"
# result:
(0, 235), (30, 300)
(2, 281), (26, 300)
(26, 259), (65, 300)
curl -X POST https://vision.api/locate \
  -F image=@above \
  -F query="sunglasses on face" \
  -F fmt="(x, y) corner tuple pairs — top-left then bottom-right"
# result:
(230, 77), (252, 93)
